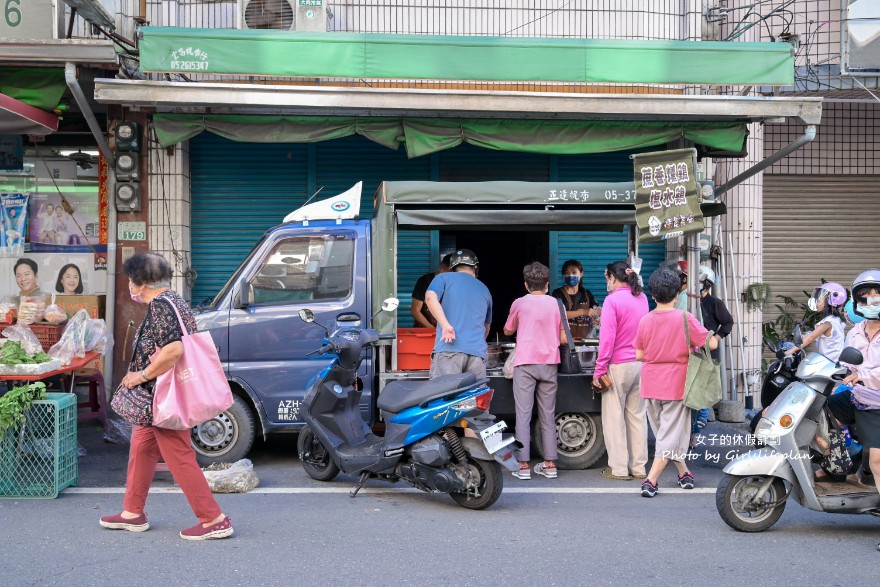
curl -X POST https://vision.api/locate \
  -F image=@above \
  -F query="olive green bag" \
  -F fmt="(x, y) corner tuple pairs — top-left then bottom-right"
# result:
(682, 311), (722, 410)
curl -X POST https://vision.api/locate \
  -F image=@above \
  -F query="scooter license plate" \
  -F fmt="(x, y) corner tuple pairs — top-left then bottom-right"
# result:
(479, 421), (509, 454)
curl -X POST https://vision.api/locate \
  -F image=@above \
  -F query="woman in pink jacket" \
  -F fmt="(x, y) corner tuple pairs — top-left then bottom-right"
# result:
(592, 260), (649, 480)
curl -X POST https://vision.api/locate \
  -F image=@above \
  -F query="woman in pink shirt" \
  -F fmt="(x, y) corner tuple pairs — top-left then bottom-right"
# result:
(592, 260), (649, 480)
(504, 262), (565, 480)
(635, 269), (718, 497)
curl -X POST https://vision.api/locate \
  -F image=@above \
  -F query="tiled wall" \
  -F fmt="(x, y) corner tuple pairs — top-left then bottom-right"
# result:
(147, 132), (193, 299)
(764, 101), (880, 174)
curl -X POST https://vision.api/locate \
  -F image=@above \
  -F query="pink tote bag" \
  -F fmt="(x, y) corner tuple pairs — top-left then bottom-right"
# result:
(151, 300), (233, 430)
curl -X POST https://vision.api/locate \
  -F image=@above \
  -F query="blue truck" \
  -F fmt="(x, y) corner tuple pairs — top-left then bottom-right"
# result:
(191, 181), (647, 468)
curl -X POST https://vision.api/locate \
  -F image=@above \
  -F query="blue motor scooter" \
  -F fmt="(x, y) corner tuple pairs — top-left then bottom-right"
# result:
(296, 300), (519, 510)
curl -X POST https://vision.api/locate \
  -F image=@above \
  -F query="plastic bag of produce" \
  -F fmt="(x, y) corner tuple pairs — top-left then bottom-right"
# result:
(1, 323), (44, 356)
(202, 459), (260, 493)
(17, 295), (46, 325)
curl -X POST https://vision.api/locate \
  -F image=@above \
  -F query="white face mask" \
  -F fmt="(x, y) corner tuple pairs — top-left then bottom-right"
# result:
(859, 296), (880, 319)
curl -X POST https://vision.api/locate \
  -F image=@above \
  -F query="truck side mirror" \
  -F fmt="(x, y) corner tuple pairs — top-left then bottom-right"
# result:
(236, 278), (251, 308)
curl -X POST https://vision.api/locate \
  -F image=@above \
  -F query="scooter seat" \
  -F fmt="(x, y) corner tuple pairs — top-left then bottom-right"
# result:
(378, 373), (481, 413)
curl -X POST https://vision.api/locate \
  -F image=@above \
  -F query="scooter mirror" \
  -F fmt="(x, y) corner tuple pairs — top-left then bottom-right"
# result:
(381, 298), (400, 312)
(838, 346), (864, 366)
(299, 309), (315, 323)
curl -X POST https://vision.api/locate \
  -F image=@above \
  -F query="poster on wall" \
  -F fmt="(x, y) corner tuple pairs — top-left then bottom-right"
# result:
(27, 187), (107, 255)
(1, 193), (29, 256)
(1, 253), (108, 300)
(633, 148), (705, 243)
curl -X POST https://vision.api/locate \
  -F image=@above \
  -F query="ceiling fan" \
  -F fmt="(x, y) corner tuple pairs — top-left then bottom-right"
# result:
(62, 149), (100, 170)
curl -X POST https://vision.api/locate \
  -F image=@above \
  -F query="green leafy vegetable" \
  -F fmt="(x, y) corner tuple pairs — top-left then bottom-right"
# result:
(0, 382), (48, 437)
(0, 342), (52, 365)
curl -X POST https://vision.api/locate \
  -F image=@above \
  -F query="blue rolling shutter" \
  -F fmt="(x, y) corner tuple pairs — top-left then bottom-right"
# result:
(440, 143), (549, 181)
(551, 230), (629, 304)
(315, 135), (432, 218)
(396, 229), (433, 326)
(638, 240), (668, 302)
(190, 133), (309, 303)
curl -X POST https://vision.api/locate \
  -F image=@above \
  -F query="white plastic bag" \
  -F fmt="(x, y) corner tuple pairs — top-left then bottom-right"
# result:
(202, 459), (260, 493)
(1, 323), (43, 356)
(502, 347), (516, 379)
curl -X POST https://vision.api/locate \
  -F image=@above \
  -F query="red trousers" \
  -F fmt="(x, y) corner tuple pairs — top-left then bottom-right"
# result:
(123, 425), (222, 523)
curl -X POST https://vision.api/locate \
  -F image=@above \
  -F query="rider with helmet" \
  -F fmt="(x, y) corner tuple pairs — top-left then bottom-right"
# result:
(827, 269), (880, 545)
(698, 266), (734, 359)
(786, 282), (848, 362)
(424, 249), (493, 380)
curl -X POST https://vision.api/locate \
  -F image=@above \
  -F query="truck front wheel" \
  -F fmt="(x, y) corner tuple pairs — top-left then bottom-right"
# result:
(532, 412), (605, 470)
(191, 395), (256, 467)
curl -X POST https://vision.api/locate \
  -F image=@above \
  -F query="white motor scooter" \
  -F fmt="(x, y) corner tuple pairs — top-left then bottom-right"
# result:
(716, 346), (880, 532)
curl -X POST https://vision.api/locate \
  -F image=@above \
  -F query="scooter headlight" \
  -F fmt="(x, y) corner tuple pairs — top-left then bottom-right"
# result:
(754, 417), (778, 446)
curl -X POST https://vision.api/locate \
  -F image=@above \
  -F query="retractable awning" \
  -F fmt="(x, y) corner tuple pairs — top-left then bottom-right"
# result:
(94, 79), (822, 158)
(0, 92), (58, 135)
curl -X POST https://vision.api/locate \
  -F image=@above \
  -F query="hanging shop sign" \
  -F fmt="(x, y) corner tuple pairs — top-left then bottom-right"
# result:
(633, 148), (704, 243)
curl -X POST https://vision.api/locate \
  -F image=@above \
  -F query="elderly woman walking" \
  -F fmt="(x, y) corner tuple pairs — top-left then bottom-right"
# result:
(100, 252), (233, 540)
(592, 260), (649, 480)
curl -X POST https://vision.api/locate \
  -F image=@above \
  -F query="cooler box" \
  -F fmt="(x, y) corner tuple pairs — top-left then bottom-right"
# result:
(397, 327), (435, 370)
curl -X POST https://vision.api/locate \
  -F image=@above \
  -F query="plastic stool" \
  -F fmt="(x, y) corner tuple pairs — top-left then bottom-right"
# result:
(61, 368), (107, 426)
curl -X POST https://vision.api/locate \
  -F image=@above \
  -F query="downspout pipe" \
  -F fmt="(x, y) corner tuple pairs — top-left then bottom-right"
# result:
(65, 62), (117, 388)
(65, 63), (115, 168)
(714, 125), (816, 198)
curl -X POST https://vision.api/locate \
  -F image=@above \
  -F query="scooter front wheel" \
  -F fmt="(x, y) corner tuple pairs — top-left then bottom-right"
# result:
(716, 474), (787, 532)
(298, 426), (340, 482)
(450, 457), (503, 510)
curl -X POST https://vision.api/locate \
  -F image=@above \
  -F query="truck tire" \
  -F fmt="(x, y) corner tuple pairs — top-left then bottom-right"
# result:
(191, 395), (256, 467)
(532, 412), (605, 470)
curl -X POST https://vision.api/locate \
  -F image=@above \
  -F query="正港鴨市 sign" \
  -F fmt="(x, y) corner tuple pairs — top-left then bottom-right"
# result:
(633, 148), (704, 242)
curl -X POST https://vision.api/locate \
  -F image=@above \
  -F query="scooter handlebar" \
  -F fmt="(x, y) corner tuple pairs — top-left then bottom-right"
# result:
(378, 333), (397, 341)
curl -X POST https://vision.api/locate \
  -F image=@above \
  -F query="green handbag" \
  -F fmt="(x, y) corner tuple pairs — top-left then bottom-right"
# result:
(682, 311), (722, 410)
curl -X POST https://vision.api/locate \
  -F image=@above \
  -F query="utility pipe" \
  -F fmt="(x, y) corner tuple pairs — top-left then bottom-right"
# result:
(715, 125), (816, 198)
(728, 233), (749, 403)
(66, 62), (117, 387)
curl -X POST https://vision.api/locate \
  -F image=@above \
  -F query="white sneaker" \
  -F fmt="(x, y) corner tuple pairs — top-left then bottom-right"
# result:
(511, 463), (531, 480)
(534, 462), (557, 479)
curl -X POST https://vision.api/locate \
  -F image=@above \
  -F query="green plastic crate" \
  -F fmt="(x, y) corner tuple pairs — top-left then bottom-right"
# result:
(1, 392), (78, 499)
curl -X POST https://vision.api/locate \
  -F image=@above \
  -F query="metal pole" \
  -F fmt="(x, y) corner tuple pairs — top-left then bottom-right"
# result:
(712, 216), (731, 401)
(727, 233), (749, 403)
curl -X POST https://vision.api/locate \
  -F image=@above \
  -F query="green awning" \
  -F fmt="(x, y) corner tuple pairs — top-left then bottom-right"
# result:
(0, 67), (66, 111)
(152, 113), (747, 158)
(140, 28), (794, 86)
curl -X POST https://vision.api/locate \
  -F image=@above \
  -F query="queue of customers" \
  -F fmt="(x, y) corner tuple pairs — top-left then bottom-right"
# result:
(416, 250), (729, 494)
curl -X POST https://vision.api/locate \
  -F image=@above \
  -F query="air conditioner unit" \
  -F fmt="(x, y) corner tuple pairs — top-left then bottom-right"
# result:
(841, 0), (880, 76)
(239, 0), (327, 31)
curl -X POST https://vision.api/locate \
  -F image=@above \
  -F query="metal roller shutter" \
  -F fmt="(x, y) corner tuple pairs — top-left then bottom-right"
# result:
(763, 174), (878, 332)
(190, 133), (309, 303)
(396, 230), (433, 326)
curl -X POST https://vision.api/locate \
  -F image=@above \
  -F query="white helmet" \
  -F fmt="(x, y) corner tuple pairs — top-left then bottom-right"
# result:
(698, 265), (716, 287)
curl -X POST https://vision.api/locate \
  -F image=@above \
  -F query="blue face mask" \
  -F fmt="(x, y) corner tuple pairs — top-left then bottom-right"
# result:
(564, 275), (580, 287)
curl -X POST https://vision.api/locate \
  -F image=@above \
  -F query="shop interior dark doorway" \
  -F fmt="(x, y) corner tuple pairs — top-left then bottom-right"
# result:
(441, 230), (548, 339)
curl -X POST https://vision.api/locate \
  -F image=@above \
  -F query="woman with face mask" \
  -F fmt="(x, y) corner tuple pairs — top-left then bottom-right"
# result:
(826, 269), (880, 551)
(100, 252), (234, 541)
(551, 259), (599, 340)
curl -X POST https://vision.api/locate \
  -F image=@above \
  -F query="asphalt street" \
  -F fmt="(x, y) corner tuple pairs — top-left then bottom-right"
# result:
(1, 419), (878, 587)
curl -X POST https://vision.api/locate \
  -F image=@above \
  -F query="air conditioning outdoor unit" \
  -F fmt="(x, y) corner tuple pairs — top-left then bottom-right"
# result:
(841, 0), (880, 76)
(239, 0), (327, 31)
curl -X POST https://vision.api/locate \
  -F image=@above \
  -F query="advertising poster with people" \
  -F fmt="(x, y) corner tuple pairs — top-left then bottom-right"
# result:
(28, 187), (108, 257)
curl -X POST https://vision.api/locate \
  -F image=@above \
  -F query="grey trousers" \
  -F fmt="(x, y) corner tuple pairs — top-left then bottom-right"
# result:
(645, 399), (692, 462)
(512, 363), (559, 462)
(429, 352), (487, 380)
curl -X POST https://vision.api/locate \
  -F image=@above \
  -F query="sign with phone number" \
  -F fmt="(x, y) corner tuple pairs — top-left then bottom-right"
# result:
(118, 221), (146, 241)
(1, 0), (55, 40)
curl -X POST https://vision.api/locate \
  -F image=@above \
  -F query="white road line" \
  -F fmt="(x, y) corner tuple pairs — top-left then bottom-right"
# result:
(64, 486), (715, 495)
